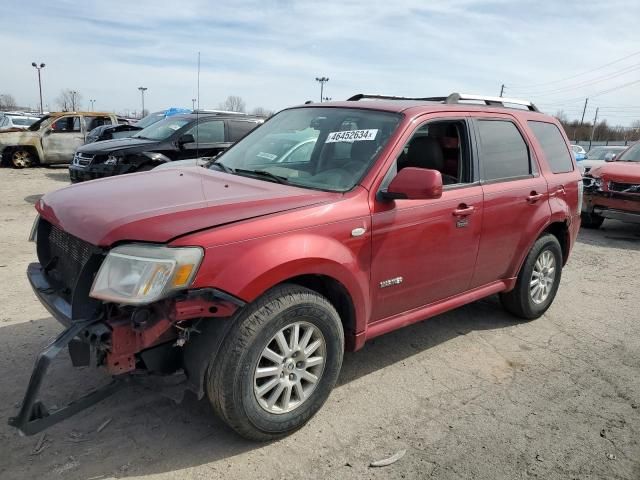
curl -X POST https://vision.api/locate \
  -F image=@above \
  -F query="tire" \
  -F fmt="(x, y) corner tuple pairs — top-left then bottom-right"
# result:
(581, 211), (604, 229)
(500, 234), (563, 320)
(206, 284), (344, 441)
(10, 148), (35, 168)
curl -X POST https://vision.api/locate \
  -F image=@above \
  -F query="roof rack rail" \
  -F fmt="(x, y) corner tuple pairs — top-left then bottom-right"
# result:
(347, 92), (539, 112)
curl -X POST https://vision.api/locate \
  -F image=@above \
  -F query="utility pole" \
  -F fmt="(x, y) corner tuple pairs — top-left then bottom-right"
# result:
(574, 97), (588, 142)
(138, 86), (148, 118)
(70, 91), (78, 111)
(89, 99), (96, 111)
(589, 107), (599, 150)
(499, 84), (505, 97)
(315, 77), (329, 102)
(31, 62), (45, 114)
(192, 98), (196, 110)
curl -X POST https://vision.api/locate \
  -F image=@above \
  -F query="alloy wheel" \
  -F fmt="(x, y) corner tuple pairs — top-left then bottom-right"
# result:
(530, 250), (556, 304)
(253, 321), (326, 414)
(12, 150), (32, 168)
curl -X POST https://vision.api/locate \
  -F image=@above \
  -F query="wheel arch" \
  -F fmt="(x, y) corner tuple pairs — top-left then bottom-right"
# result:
(1, 145), (41, 166)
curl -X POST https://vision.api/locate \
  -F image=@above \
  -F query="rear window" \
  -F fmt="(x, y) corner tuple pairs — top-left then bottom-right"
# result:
(528, 121), (573, 173)
(477, 120), (531, 181)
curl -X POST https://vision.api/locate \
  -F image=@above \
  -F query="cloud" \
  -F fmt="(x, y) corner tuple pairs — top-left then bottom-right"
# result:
(1, 0), (639, 125)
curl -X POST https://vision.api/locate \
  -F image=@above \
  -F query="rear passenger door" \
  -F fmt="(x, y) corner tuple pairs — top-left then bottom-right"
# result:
(469, 115), (551, 288)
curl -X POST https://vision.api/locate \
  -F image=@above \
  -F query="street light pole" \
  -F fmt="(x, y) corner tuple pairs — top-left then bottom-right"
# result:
(315, 77), (329, 102)
(70, 91), (78, 111)
(89, 99), (96, 111)
(31, 62), (45, 114)
(138, 86), (148, 118)
(192, 98), (196, 111)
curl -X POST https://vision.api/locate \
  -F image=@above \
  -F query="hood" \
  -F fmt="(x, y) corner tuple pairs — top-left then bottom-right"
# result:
(77, 136), (156, 154)
(36, 167), (337, 246)
(0, 127), (28, 133)
(0, 129), (39, 146)
(589, 161), (640, 183)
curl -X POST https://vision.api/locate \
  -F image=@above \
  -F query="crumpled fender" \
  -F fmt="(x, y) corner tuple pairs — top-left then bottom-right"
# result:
(187, 231), (371, 334)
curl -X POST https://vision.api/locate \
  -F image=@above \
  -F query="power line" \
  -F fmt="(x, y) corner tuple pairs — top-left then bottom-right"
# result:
(512, 63), (640, 97)
(508, 49), (640, 90)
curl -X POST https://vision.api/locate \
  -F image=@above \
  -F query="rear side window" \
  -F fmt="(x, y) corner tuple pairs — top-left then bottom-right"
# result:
(228, 121), (259, 141)
(528, 121), (573, 173)
(477, 120), (530, 181)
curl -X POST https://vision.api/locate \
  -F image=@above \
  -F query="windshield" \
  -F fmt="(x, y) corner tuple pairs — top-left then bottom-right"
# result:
(135, 112), (166, 129)
(28, 116), (50, 131)
(132, 117), (191, 141)
(617, 143), (640, 162)
(212, 107), (401, 192)
(586, 147), (624, 160)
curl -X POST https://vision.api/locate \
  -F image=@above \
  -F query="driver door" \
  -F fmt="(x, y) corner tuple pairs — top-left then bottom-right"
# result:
(369, 116), (483, 322)
(42, 116), (84, 163)
(178, 119), (230, 159)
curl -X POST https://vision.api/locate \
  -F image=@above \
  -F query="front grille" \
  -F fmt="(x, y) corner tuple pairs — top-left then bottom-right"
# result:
(38, 220), (98, 300)
(609, 181), (640, 194)
(73, 152), (94, 167)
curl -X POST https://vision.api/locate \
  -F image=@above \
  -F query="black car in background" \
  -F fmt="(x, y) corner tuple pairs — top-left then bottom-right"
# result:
(69, 113), (263, 182)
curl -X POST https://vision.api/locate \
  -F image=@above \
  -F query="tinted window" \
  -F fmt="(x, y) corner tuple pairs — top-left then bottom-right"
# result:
(133, 117), (191, 141)
(477, 120), (530, 180)
(186, 120), (224, 143)
(528, 121), (573, 173)
(228, 120), (259, 141)
(84, 116), (113, 131)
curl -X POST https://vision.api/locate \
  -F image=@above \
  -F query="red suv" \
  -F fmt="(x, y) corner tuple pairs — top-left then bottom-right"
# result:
(11, 93), (582, 440)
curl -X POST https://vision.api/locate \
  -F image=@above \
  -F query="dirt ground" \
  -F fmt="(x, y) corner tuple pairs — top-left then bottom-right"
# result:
(0, 166), (638, 480)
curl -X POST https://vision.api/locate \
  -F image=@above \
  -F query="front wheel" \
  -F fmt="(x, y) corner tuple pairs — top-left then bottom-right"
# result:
(581, 211), (604, 229)
(11, 148), (35, 168)
(500, 234), (563, 320)
(206, 284), (344, 441)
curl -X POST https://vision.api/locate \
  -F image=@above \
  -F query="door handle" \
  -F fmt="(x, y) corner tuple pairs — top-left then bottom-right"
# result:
(527, 192), (544, 203)
(453, 205), (475, 216)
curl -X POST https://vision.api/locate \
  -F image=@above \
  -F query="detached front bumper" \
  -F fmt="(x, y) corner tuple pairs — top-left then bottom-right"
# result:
(9, 264), (125, 436)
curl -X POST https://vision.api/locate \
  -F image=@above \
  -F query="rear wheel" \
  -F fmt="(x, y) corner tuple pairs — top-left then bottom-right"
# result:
(11, 148), (35, 168)
(581, 211), (604, 229)
(500, 234), (563, 320)
(206, 284), (344, 441)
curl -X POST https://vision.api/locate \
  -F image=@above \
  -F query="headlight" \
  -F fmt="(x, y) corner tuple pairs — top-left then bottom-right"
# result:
(105, 154), (120, 165)
(90, 244), (203, 305)
(142, 152), (171, 163)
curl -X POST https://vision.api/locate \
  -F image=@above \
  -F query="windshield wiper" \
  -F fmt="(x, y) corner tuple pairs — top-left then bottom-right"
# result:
(234, 168), (289, 184)
(210, 160), (235, 174)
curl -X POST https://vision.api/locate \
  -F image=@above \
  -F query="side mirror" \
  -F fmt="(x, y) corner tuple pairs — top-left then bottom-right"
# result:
(605, 153), (616, 162)
(44, 129), (52, 136)
(178, 133), (195, 145)
(382, 167), (443, 201)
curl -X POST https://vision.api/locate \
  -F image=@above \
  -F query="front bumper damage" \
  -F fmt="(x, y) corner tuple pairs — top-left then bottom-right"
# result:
(582, 181), (640, 224)
(9, 262), (244, 436)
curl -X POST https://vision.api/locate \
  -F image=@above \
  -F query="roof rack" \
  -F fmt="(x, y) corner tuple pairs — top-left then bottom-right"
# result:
(347, 92), (539, 112)
(192, 109), (248, 116)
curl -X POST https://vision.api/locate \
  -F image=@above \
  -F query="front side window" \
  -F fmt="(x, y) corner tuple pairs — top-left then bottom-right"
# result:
(528, 121), (573, 174)
(133, 117), (191, 141)
(381, 120), (472, 190)
(477, 120), (531, 181)
(185, 120), (225, 143)
(213, 107), (401, 192)
(50, 116), (81, 132)
(617, 143), (640, 162)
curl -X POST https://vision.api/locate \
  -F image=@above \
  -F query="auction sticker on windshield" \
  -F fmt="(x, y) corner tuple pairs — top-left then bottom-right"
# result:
(325, 129), (378, 143)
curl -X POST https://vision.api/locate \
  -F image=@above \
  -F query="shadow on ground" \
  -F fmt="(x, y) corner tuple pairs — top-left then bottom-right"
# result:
(0, 297), (513, 479)
(576, 220), (640, 251)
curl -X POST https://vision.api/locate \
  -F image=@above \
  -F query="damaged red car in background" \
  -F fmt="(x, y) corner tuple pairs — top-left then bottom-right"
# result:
(581, 142), (640, 228)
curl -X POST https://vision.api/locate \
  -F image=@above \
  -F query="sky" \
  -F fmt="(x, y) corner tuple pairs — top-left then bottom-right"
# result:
(1, 0), (639, 126)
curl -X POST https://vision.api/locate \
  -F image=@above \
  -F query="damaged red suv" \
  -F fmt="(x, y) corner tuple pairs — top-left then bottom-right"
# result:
(581, 142), (640, 228)
(11, 93), (582, 440)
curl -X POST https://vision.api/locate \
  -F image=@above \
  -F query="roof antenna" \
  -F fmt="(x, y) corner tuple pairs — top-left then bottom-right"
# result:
(196, 51), (201, 160)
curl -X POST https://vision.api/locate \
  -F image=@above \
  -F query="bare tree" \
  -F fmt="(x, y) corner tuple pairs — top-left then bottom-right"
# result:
(0, 93), (17, 110)
(218, 95), (246, 113)
(251, 107), (274, 118)
(56, 89), (83, 111)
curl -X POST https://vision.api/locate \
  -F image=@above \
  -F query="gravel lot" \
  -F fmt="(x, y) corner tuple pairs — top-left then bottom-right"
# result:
(0, 166), (638, 480)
